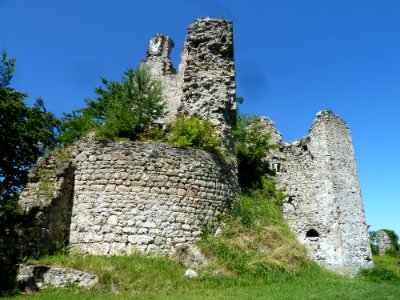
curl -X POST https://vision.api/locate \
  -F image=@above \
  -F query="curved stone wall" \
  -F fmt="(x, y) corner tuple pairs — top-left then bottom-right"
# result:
(69, 140), (239, 255)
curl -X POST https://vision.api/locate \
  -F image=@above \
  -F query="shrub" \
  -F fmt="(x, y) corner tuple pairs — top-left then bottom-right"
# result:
(232, 114), (277, 189)
(166, 115), (222, 155)
(360, 266), (400, 282)
(369, 230), (379, 255)
(231, 178), (286, 228)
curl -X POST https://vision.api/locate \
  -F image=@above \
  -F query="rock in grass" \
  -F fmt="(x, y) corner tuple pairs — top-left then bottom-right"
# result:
(172, 243), (209, 268)
(17, 264), (98, 291)
(184, 269), (198, 278)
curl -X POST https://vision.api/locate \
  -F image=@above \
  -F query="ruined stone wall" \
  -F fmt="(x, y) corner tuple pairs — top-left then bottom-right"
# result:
(178, 18), (237, 152)
(268, 110), (372, 275)
(376, 230), (392, 255)
(143, 35), (181, 124)
(69, 139), (238, 255)
(0, 153), (75, 288)
(14, 153), (75, 256)
(143, 18), (237, 153)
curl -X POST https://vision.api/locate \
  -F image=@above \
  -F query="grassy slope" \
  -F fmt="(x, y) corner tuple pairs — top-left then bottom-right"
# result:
(4, 192), (400, 299)
(4, 257), (400, 300)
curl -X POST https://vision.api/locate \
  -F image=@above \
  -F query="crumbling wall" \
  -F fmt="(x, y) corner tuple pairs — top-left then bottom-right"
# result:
(143, 34), (181, 124)
(143, 17), (237, 153)
(178, 18), (237, 152)
(268, 110), (372, 275)
(15, 153), (75, 256)
(376, 230), (392, 255)
(69, 138), (238, 255)
(0, 152), (75, 289)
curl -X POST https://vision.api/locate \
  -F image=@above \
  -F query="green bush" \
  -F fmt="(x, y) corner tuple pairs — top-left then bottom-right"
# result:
(360, 266), (400, 282)
(166, 115), (222, 155)
(97, 67), (165, 140)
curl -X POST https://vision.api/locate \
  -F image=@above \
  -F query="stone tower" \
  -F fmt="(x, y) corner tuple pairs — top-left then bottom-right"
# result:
(267, 110), (372, 275)
(376, 230), (392, 255)
(143, 17), (237, 154)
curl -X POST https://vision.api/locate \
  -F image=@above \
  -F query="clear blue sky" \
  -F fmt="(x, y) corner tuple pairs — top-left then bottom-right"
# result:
(1, 0), (399, 235)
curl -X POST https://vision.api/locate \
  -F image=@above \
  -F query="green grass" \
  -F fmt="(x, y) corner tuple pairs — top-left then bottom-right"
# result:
(3, 257), (400, 300)
(374, 255), (400, 276)
(4, 191), (400, 299)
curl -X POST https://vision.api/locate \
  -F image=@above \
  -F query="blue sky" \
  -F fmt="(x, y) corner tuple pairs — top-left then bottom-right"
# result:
(1, 0), (399, 235)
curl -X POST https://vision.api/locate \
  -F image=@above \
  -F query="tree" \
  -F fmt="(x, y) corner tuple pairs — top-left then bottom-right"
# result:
(59, 66), (165, 145)
(233, 113), (277, 189)
(0, 51), (60, 228)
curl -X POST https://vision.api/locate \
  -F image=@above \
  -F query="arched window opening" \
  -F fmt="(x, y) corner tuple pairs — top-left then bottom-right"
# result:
(306, 229), (319, 238)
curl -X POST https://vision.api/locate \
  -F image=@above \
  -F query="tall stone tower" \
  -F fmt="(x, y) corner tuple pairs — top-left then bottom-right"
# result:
(267, 110), (372, 275)
(143, 17), (237, 154)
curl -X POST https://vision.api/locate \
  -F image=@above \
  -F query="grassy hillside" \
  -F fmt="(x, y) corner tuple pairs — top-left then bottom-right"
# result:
(4, 190), (400, 299)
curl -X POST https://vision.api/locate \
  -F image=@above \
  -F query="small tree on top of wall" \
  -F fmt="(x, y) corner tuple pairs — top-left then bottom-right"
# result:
(59, 66), (165, 145)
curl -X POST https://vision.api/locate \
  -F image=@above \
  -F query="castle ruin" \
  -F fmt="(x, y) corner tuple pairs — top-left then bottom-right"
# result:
(143, 18), (237, 153)
(265, 111), (372, 274)
(1, 17), (372, 276)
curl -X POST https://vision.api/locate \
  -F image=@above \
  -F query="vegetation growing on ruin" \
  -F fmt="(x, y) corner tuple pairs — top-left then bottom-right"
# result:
(232, 113), (277, 189)
(4, 114), (400, 300)
(165, 115), (223, 155)
(199, 191), (307, 278)
(58, 66), (165, 145)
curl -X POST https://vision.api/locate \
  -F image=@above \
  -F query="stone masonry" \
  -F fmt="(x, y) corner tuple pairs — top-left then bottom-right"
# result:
(376, 230), (392, 255)
(267, 110), (372, 275)
(69, 138), (238, 254)
(14, 137), (238, 256)
(143, 17), (237, 154)
(15, 153), (75, 256)
(144, 34), (181, 124)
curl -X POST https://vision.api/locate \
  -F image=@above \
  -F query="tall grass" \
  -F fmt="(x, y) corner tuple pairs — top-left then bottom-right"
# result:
(198, 189), (310, 280)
